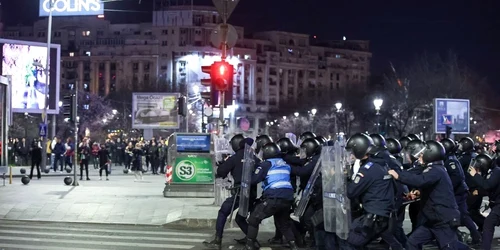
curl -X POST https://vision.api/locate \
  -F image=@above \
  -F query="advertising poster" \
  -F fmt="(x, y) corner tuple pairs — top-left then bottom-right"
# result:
(39, 0), (104, 17)
(132, 93), (180, 129)
(172, 155), (214, 183)
(0, 39), (60, 114)
(434, 98), (470, 134)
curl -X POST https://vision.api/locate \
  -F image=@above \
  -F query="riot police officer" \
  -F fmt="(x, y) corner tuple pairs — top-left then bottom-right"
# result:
(441, 138), (482, 244)
(203, 135), (259, 249)
(403, 139), (426, 233)
(340, 133), (397, 249)
(300, 131), (316, 142)
(291, 138), (321, 245)
(241, 143), (298, 250)
(387, 138), (403, 164)
(458, 137), (484, 232)
(388, 140), (461, 250)
(255, 135), (273, 156)
(468, 153), (500, 250)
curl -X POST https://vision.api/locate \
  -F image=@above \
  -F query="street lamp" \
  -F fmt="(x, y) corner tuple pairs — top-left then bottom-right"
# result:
(58, 101), (63, 107)
(335, 102), (343, 111)
(283, 116), (287, 120)
(112, 109), (118, 115)
(373, 98), (383, 133)
(334, 102), (343, 135)
(311, 108), (317, 116)
(294, 112), (299, 118)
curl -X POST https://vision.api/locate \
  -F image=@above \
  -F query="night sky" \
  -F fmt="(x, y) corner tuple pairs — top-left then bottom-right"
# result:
(3, 0), (500, 87)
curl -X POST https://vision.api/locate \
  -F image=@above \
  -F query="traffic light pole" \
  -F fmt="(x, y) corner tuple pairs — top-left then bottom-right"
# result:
(218, 91), (225, 136)
(72, 82), (79, 186)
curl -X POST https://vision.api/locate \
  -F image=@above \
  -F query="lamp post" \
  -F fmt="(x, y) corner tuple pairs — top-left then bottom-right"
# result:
(335, 102), (342, 136)
(40, 0), (55, 171)
(373, 98), (383, 133)
(310, 108), (317, 132)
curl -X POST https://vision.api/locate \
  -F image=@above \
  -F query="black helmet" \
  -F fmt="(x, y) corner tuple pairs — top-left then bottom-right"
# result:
(256, 135), (273, 153)
(408, 134), (420, 141)
(386, 138), (402, 154)
(494, 140), (500, 153)
(300, 131), (316, 141)
(458, 137), (474, 152)
(406, 139), (426, 161)
(300, 138), (321, 158)
(262, 143), (281, 160)
(471, 153), (493, 174)
(315, 136), (327, 145)
(422, 140), (446, 164)
(399, 136), (412, 149)
(440, 138), (457, 155)
(369, 134), (387, 153)
(277, 137), (297, 154)
(230, 134), (245, 152)
(345, 133), (374, 159)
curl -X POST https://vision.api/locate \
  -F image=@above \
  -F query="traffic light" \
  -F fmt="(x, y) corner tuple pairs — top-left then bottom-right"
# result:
(62, 94), (77, 122)
(178, 96), (186, 117)
(201, 60), (234, 107)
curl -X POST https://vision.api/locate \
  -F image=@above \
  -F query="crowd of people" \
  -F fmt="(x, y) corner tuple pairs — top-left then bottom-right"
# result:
(3, 136), (169, 181)
(203, 131), (500, 250)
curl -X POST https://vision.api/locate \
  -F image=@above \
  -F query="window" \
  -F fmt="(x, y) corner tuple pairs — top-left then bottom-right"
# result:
(336, 73), (340, 81)
(97, 30), (104, 36)
(69, 52), (74, 57)
(134, 31), (140, 35)
(113, 31), (120, 35)
(162, 41), (168, 46)
(162, 30), (168, 35)
(85, 51), (91, 56)
(37, 31), (46, 37)
(54, 31), (61, 37)
(82, 31), (90, 37)
(133, 63), (138, 70)
(69, 30), (75, 36)
(335, 54), (341, 59)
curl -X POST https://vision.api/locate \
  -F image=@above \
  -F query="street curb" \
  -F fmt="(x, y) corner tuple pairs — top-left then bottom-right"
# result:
(164, 218), (217, 229)
(0, 218), (166, 228)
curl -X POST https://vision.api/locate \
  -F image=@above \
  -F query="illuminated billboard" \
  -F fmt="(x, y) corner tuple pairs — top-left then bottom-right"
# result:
(434, 98), (470, 134)
(0, 39), (61, 114)
(132, 93), (180, 129)
(39, 0), (104, 17)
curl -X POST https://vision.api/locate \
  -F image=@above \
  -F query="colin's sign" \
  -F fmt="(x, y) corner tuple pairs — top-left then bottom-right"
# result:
(39, 0), (104, 17)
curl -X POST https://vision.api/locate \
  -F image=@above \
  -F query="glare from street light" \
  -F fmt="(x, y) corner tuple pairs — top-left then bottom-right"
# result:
(294, 112), (299, 117)
(58, 101), (63, 107)
(112, 109), (118, 115)
(311, 108), (317, 115)
(266, 121), (270, 126)
(102, 119), (107, 123)
(283, 116), (287, 120)
(187, 104), (192, 109)
(192, 85), (200, 94)
(373, 98), (383, 110)
(335, 102), (342, 111)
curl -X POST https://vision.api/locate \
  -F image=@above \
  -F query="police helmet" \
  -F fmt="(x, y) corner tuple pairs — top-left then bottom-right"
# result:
(345, 133), (374, 159)
(277, 137), (297, 154)
(315, 136), (327, 145)
(407, 134), (421, 141)
(230, 134), (245, 152)
(458, 137), (474, 152)
(300, 138), (321, 158)
(369, 134), (387, 153)
(406, 139), (426, 161)
(440, 138), (457, 155)
(494, 140), (500, 153)
(300, 131), (316, 141)
(399, 136), (412, 149)
(262, 143), (281, 160)
(422, 141), (446, 164)
(256, 135), (273, 153)
(386, 138), (402, 154)
(470, 153), (493, 174)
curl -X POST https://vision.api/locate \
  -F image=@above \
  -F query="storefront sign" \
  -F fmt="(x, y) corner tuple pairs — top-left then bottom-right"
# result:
(172, 155), (214, 184)
(39, 0), (104, 17)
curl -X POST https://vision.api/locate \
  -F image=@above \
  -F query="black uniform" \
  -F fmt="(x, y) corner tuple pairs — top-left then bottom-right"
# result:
(444, 154), (481, 242)
(341, 156), (398, 249)
(398, 161), (461, 250)
(471, 167), (500, 250)
(214, 149), (260, 239)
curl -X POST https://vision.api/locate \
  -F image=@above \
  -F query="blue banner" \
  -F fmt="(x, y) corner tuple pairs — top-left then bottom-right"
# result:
(176, 134), (211, 153)
(434, 98), (470, 134)
(39, 123), (47, 137)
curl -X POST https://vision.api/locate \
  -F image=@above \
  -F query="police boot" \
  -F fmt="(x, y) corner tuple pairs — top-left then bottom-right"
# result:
(202, 235), (222, 250)
(267, 236), (283, 245)
(234, 237), (247, 245)
(238, 239), (259, 250)
(288, 241), (299, 250)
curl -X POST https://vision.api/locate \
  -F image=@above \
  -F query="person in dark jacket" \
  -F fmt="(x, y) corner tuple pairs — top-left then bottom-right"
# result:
(29, 139), (42, 179)
(132, 143), (144, 181)
(98, 144), (110, 180)
(150, 141), (159, 175)
(79, 139), (91, 181)
(52, 138), (65, 172)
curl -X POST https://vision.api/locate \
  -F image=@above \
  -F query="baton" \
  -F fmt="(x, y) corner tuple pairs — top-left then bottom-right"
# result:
(226, 186), (240, 224)
(402, 198), (420, 206)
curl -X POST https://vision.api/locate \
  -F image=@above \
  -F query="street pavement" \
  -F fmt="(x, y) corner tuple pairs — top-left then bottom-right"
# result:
(4, 165), (140, 178)
(0, 171), (499, 249)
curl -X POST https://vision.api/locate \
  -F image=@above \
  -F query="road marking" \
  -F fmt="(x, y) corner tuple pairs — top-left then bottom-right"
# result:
(0, 243), (104, 250)
(0, 236), (193, 249)
(0, 229), (205, 243)
(0, 224), (210, 237)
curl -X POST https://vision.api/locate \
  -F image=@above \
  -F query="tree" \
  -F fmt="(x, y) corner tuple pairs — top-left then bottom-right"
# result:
(382, 51), (494, 138)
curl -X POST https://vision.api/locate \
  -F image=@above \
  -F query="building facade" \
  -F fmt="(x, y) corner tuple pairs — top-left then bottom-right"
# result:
(2, 5), (371, 136)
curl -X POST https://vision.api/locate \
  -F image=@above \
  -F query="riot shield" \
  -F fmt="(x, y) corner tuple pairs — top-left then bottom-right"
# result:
(322, 142), (351, 239)
(285, 133), (298, 147)
(238, 144), (255, 217)
(294, 157), (322, 218)
(401, 149), (411, 165)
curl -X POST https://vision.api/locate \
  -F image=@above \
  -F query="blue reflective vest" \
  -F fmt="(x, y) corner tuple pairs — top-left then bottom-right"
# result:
(262, 158), (293, 191)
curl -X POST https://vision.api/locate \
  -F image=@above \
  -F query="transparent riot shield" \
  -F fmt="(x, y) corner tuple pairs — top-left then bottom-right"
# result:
(214, 136), (232, 206)
(294, 158), (322, 218)
(238, 144), (255, 217)
(401, 149), (411, 165)
(286, 133), (298, 147)
(322, 142), (351, 239)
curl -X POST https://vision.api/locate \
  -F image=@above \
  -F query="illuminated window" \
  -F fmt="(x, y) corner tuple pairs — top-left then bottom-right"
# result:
(85, 51), (91, 56)
(69, 52), (74, 57)
(82, 31), (91, 37)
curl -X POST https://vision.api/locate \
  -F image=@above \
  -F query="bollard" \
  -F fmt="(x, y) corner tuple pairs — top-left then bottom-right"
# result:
(9, 166), (12, 184)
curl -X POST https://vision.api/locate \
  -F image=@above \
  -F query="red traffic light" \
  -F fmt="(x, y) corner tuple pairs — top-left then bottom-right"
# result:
(212, 61), (232, 91)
